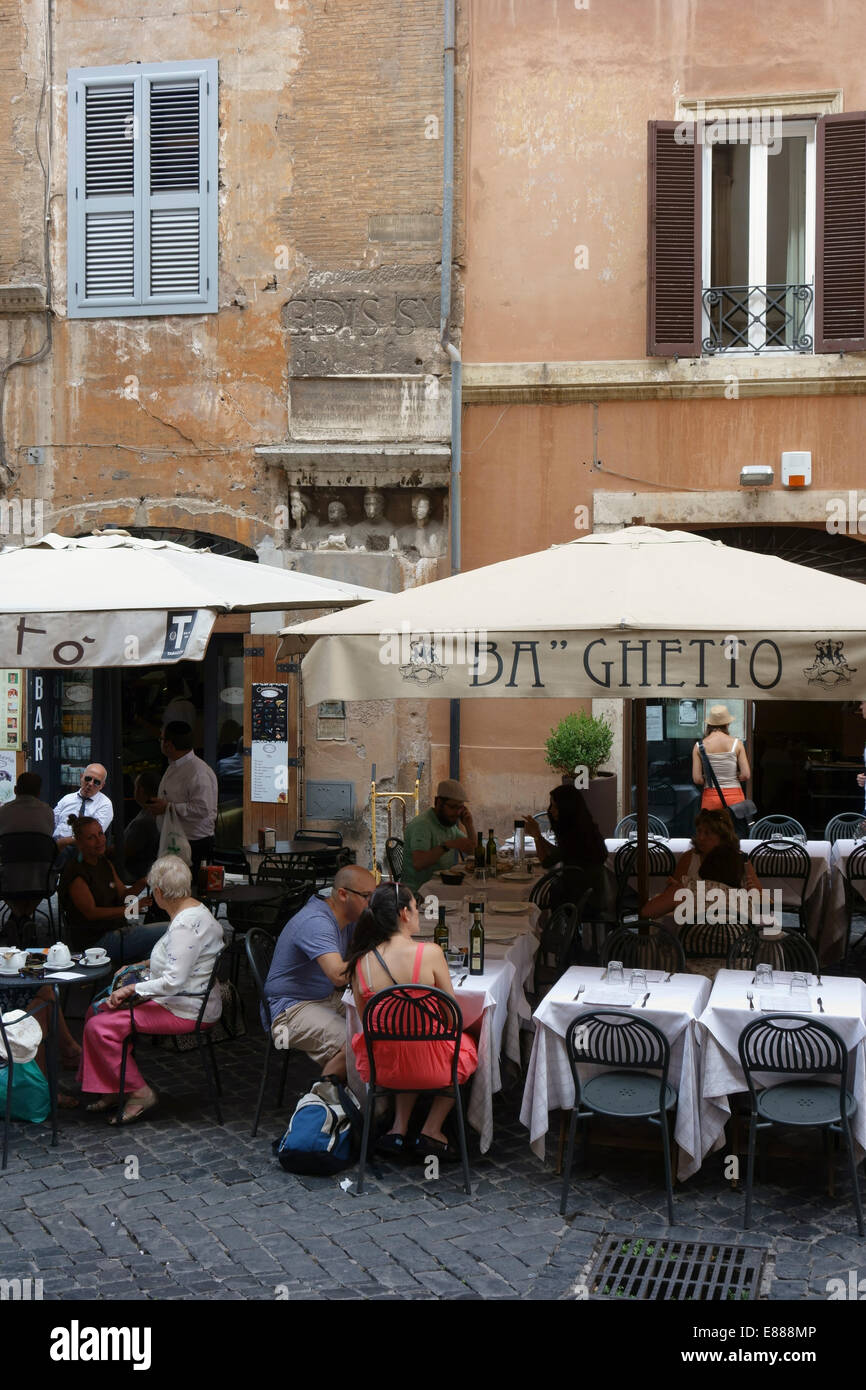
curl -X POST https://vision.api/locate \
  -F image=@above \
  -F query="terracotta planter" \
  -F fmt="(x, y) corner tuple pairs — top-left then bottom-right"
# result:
(580, 771), (618, 839)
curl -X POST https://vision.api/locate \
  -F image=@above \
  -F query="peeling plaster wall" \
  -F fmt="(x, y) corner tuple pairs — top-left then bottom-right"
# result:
(0, 0), (460, 863)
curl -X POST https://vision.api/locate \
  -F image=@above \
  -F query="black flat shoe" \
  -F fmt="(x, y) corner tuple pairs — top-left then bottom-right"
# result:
(375, 1132), (408, 1156)
(414, 1134), (460, 1163)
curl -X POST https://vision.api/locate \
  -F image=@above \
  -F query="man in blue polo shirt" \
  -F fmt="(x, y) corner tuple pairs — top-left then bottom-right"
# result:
(263, 863), (376, 1079)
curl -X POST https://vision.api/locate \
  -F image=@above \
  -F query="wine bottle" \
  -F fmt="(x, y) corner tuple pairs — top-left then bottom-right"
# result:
(485, 828), (498, 878)
(475, 830), (485, 870)
(469, 906), (485, 976)
(434, 904), (449, 952)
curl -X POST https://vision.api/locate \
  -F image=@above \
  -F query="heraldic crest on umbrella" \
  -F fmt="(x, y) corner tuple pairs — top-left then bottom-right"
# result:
(803, 638), (858, 688)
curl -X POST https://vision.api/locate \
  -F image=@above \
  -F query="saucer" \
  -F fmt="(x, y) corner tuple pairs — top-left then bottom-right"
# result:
(46, 957), (73, 969)
(82, 954), (109, 966)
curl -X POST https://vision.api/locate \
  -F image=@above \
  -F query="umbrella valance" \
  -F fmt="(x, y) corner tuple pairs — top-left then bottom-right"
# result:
(288, 527), (866, 703)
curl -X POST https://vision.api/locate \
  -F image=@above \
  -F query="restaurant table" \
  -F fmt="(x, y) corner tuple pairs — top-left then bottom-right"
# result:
(344, 917), (538, 1153)
(419, 867), (543, 904)
(697, 968), (866, 1168)
(604, 837), (833, 949)
(244, 839), (342, 858)
(0, 954), (113, 1149)
(201, 884), (285, 910)
(520, 964), (712, 1180)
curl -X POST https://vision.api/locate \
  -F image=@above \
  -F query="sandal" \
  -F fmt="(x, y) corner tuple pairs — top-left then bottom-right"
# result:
(85, 1095), (120, 1113)
(57, 1092), (79, 1110)
(109, 1089), (158, 1126)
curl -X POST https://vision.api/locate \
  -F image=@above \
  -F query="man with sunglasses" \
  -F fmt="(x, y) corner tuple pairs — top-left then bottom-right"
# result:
(263, 863), (376, 1080)
(53, 763), (113, 849)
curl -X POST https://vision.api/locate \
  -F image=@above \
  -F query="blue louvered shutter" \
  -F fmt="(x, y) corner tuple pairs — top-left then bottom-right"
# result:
(68, 60), (217, 318)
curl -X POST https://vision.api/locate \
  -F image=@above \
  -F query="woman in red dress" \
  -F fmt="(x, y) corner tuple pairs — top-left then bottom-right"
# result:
(347, 882), (477, 1160)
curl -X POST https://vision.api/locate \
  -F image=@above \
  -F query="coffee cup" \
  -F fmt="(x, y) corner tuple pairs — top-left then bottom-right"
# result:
(84, 948), (108, 964)
(47, 942), (72, 967)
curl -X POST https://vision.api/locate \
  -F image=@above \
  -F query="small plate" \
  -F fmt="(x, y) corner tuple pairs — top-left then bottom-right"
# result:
(82, 955), (109, 966)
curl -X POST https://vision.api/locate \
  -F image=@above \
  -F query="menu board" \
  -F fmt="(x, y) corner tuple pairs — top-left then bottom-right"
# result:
(0, 669), (22, 750)
(251, 683), (289, 804)
(0, 748), (14, 802)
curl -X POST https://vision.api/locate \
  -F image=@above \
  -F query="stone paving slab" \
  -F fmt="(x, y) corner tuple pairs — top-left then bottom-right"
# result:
(1, 990), (865, 1301)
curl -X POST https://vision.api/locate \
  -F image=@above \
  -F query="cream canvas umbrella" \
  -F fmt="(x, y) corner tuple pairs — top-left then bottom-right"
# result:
(288, 526), (866, 704)
(286, 525), (866, 896)
(0, 531), (387, 668)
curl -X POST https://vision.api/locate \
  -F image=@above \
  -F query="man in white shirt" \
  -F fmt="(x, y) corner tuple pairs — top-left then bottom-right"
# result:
(53, 764), (113, 848)
(148, 721), (218, 876)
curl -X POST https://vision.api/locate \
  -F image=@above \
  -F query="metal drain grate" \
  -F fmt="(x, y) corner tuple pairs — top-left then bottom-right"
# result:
(585, 1236), (765, 1301)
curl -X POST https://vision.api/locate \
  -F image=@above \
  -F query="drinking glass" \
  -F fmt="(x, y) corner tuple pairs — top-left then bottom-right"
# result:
(629, 968), (647, 996)
(790, 972), (809, 998)
(755, 963), (774, 990)
(607, 960), (624, 986)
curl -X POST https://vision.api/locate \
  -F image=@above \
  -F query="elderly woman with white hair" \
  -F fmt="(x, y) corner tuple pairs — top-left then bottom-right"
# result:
(79, 855), (224, 1125)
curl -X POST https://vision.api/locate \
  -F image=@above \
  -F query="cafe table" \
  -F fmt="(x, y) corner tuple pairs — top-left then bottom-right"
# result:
(419, 865), (543, 905)
(344, 913), (538, 1153)
(520, 964), (711, 1180)
(697, 967), (866, 1168)
(0, 953), (113, 1148)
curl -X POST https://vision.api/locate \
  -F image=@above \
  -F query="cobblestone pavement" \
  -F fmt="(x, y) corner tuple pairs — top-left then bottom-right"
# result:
(1, 989), (864, 1301)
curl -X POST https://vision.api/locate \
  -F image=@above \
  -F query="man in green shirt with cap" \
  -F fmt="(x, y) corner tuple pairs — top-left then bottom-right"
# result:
(401, 778), (476, 897)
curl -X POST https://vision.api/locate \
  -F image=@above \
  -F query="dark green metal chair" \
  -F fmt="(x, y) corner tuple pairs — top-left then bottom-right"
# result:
(738, 1015), (863, 1236)
(725, 928), (820, 976)
(561, 1010), (676, 1222)
(600, 920), (685, 975)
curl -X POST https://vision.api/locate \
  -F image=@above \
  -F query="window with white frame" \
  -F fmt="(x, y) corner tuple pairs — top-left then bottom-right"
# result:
(67, 59), (218, 319)
(702, 120), (816, 354)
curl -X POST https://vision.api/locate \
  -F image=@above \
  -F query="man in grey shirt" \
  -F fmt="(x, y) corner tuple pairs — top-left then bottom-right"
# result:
(0, 772), (55, 838)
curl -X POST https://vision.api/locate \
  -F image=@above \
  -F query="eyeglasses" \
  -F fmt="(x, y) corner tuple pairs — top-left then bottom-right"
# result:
(82, 776), (102, 785)
(344, 887), (372, 903)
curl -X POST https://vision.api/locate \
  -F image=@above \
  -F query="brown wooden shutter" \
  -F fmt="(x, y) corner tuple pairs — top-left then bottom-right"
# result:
(646, 120), (702, 356)
(816, 112), (866, 352)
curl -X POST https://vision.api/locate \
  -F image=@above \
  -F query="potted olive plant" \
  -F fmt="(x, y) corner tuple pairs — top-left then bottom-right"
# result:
(544, 711), (617, 836)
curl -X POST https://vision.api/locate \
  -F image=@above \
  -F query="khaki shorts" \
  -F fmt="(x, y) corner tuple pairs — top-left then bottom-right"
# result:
(271, 991), (346, 1066)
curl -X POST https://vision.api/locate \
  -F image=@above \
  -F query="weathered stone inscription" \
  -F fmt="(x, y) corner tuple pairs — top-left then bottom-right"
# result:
(282, 282), (441, 376)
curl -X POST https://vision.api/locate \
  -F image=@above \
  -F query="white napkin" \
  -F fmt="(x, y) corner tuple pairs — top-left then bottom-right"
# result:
(759, 995), (813, 1013)
(581, 986), (636, 1006)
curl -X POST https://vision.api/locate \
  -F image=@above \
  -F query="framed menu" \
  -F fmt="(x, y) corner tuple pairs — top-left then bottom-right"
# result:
(251, 683), (289, 804)
(0, 669), (22, 750)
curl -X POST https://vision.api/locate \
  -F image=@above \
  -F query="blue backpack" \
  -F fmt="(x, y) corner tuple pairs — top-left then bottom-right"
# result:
(273, 1077), (363, 1176)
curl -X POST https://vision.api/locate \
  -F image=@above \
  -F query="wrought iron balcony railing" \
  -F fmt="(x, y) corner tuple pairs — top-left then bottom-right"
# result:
(702, 283), (813, 355)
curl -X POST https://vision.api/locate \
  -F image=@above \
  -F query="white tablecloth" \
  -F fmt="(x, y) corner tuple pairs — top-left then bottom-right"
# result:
(419, 869), (543, 904)
(697, 968), (866, 1165)
(344, 927), (537, 1154)
(520, 965), (711, 1180)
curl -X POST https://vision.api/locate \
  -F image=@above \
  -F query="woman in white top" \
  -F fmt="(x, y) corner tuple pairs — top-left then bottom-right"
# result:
(692, 703), (751, 813)
(79, 855), (223, 1124)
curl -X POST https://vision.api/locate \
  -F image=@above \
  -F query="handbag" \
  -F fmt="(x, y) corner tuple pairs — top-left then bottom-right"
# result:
(697, 741), (756, 836)
(90, 962), (150, 1013)
(157, 805), (192, 866)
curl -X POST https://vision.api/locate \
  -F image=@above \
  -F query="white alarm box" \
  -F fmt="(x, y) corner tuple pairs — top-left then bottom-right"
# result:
(781, 451), (811, 487)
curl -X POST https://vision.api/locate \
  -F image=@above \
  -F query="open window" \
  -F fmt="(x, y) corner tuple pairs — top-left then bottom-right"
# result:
(647, 111), (866, 356)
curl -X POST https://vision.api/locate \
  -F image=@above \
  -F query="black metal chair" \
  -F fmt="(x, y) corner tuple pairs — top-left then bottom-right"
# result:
(613, 840), (676, 921)
(256, 852), (324, 895)
(679, 918), (753, 962)
(225, 888), (302, 985)
(0, 989), (59, 1170)
(600, 921), (685, 974)
(747, 840), (811, 935)
(245, 928), (293, 1138)
(738, 1015), (863, 1235)
(613, 814), (669, 840)
(117, 949), (226, 1124)
(356, 985), (471, 1196)
(561, 1010), (676, 1221)
(532, 896), (589, 1001)
(842, 843), (866, 962)
(385, 837), (404, 882)
(725, 928), (820, 976)
(294, 829), (343, 847)
(210, 849), (253, 884)
(0, 832), (59, 946)
(751, 815), (807, 843)
(529, 867), (564, 910)
(825, 813), (865, 845)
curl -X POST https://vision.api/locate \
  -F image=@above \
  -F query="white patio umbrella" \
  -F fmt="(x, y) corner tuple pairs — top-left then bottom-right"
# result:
(0, 531), (387, 668)
(286, 525), (866, 896)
